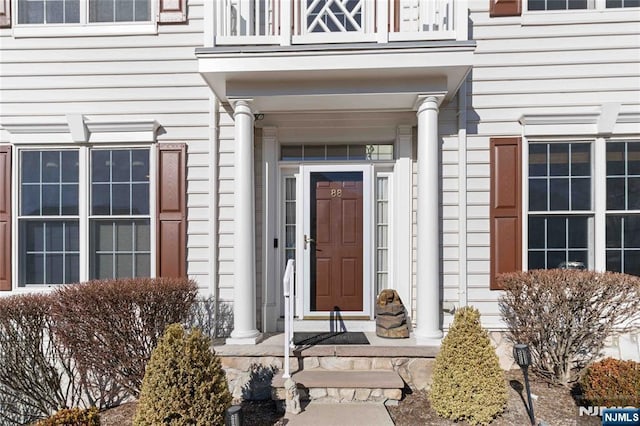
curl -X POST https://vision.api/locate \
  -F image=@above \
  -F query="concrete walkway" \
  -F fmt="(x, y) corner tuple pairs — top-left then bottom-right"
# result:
(282, 402), (395, 426)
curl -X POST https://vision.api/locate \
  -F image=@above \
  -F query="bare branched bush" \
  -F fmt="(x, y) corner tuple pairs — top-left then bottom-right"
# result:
(51, 277), (197, 398)
(499, 270), (640, 386)
(0, 294), (81, 424)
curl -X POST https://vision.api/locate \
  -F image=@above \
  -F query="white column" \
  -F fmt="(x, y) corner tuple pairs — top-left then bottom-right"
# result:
(414, 96), (443, 344)
(227, 99), (261, 345)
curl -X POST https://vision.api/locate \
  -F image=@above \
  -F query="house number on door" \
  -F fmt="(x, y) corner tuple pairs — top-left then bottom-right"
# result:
(331, 189), (342, 198)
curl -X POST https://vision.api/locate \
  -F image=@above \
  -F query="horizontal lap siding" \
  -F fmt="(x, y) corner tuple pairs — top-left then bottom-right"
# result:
(0, 1), (213, 293)
(465, 6), (640, 329)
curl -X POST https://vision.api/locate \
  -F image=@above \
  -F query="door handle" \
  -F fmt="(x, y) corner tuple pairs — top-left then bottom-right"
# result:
(304, 234), (315, 249)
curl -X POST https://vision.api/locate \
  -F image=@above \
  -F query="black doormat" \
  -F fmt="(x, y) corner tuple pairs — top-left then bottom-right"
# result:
(293, 331), (370, 346)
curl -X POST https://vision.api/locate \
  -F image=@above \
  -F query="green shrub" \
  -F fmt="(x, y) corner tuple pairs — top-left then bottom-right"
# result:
(52, 277), (198, 397)
(580, 358), (640, 407)
(429, 306), (507, 426)
(499, 270), (640, 386)
(133, 324), (232, 425)
(35, 407), (100, 426)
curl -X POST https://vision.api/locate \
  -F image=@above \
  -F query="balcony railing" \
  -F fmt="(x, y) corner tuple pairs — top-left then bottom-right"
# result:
(214, 0), (468, 46)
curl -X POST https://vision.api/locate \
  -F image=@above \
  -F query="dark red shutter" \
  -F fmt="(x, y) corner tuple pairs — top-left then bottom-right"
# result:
(489, 0), (522, 17)
(0, 0), (10, 28)
(0, 146), (11, 291)
(158, 0), (187, 24)
(490, 137), (522, 290)
(157, 144), (187, 278)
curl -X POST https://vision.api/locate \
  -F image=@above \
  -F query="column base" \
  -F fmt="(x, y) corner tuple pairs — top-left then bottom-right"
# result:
(413, 330), (443, 347)
(226, 330), (263, 345)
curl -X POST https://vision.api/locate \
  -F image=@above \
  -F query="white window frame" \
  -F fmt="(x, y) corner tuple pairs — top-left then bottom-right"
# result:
(12, 143), (156, 289)
(522, 0), (639, 26)
(12, 0), (157, 38)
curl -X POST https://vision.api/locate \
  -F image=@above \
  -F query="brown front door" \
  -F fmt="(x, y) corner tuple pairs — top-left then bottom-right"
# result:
(310, 172), (363, 312)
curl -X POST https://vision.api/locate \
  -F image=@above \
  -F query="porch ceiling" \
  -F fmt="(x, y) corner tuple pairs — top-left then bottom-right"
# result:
(196, 42), (475, 112)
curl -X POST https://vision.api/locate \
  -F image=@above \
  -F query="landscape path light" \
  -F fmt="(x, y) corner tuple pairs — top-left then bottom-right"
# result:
(514, 343), (536, 425)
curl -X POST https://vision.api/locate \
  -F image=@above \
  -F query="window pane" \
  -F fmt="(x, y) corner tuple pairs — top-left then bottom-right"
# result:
(25, 254), (44, 284)
(131, 184), (149, 215)
(92, 183), (111, 215)
(624, 215), (640, 248)
(25, 221), (44, 251)
(607, 142), (626, 175)
(42, 151), (60, 183)
(568, 250), (588, 265)
(529, 144), (547, 176)
(19, 0), (45, 24)
(94, 221), (113, 251)
(61, 151), (79, 183)
(115, 0), (134, 22)
(348, 145), (366, 160)
(62, 184), (79, 215)
(528, 251), (545, 269)
(549, 144), (569, 176)
(606, 215), (622, 248)
(547, 251), (566, 269)
(92, 150), (110, 183)
(571, 144), (590, 176)
(528, 217), (545, 249)
(568, 217), (588, 248)
(22, 185), (40, 216)
(629, 143), (640, 175)
(549, 178), (569, 210)
(529, 179), (547, 211)
(326, 145), (349, 160)
(547, 217), (566, 248)
(571, 178), (590, 210)
(624, 252), (640, 276)
(116, 222), (133, 251)
(607, 0), (623, 6)
(628, 177), (640, 209)
(66, 254), (79, 283)
(304, 146), (325, 160)
(112, 184), (131, 215)
(131, 150), (149, 181)
(46, 0), (64, 23)
(65, 0), (80, 22)
(66, 221), (79, 251)
(46, 221), (63, 251)
(281, 146), (303, 161)
(46, 254), (63, 285)
(22, 151), (40, 183)
(568, 0), (588, 8)
(135, 254), (150, 277)
(42, 184), (60, 215)
(135, 221), (150, 251)
(112, 150), (131, 182)
(89, 0), (114, 22)
(606, 250), (622, 272)
(528, 0), (545, 10)
(116, 254), (133, 277)
(95, 254), (114, 279)
(607, 177), (625, 210)
(134, 0), (150, 20)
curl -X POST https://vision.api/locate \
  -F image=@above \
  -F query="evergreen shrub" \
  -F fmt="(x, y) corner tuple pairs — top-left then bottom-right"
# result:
(35, 408), (100, 426)
(429, 306), (507, 426)
(133, 324), (232, 425)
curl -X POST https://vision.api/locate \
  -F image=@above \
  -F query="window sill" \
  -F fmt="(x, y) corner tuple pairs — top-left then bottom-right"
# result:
(522, 8), (640, 26)
(12, 22), (157, 38)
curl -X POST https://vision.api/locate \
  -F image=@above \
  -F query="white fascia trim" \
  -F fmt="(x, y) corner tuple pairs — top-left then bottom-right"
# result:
(2, 117), (160, 144)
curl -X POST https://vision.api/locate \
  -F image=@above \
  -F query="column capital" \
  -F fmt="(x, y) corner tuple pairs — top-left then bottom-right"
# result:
(230, 98), (255, 119)
(414, 94), (446, 113)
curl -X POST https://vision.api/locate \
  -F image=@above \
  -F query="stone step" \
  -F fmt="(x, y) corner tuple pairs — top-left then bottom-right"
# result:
(271, 369), (405, 403)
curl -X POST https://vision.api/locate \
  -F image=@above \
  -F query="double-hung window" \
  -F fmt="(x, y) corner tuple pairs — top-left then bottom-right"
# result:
(527, 0), (639, 10)
(18, 147), (151, 286)
(17, 0), (151, 25)
(528, 142), (592, 270)
(527, 140), (640, 276)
